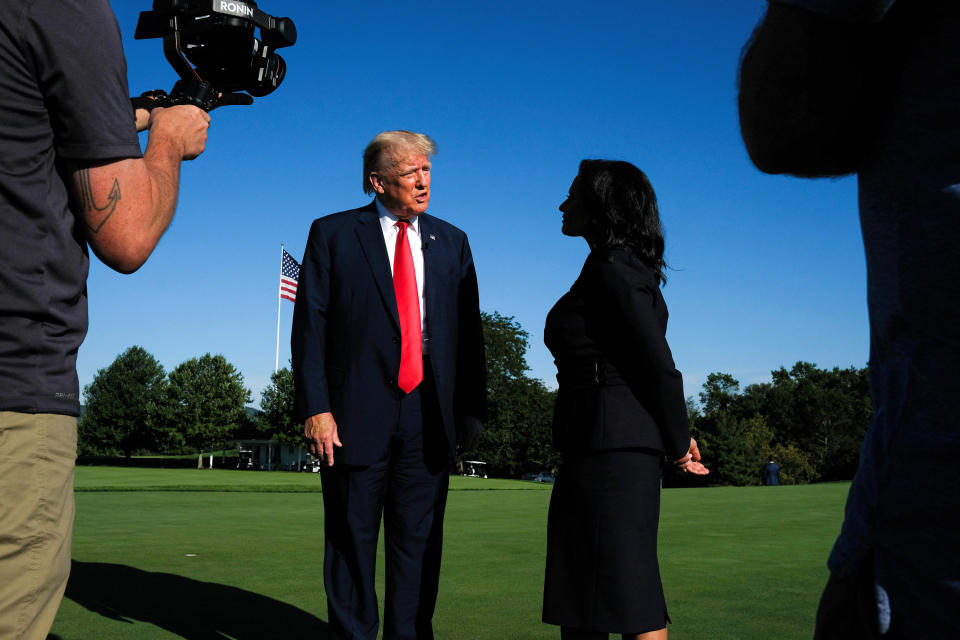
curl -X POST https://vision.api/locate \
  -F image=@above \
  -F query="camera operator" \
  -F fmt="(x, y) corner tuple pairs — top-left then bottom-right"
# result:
(0, 1), (209, 638)
(740, 2), (960, 637)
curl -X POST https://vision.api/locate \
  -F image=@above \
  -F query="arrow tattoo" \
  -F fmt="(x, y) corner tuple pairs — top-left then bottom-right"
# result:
(75, 168), (121, 233)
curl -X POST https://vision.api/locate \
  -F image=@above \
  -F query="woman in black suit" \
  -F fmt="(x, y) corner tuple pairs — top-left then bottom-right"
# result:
(542, 160), (708, 640)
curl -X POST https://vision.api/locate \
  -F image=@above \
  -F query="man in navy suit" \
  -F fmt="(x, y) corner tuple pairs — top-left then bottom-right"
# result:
(763, 460), (780, 486)
(292, 130), (486, 640)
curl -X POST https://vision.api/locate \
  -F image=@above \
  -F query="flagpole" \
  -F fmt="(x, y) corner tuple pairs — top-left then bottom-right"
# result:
(276, 243), (283, 374)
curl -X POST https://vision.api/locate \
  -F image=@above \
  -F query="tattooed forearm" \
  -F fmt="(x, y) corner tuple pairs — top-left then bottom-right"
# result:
(75, 168), (121, 233)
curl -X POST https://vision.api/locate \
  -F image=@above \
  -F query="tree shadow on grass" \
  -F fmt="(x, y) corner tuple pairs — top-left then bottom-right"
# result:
(63, 561), (328, 639)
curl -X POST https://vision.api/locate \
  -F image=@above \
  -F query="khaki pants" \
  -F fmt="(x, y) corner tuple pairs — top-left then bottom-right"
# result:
(0, 412), (76, 640)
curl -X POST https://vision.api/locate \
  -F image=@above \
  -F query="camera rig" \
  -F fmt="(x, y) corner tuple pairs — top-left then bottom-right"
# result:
(133, 0), (297, 111)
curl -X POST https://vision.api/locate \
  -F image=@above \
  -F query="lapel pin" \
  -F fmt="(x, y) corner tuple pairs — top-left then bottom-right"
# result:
(429, 234), (436, 241)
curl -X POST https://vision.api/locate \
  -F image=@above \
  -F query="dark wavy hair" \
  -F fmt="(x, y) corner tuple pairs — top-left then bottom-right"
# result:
(577, 159), (668, 286)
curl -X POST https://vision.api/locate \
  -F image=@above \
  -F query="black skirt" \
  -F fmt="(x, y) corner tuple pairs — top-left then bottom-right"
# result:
(542, 449), (668, 634)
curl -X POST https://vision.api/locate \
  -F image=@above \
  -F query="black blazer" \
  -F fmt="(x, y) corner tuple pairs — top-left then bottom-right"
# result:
(292, 201), (486, 466)
(545, 248), (689, 460)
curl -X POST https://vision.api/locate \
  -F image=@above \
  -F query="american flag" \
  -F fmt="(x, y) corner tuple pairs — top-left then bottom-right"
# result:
(280, 249), (300, 302)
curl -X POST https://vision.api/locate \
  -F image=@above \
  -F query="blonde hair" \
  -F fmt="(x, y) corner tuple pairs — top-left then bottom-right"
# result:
(362, 130), (437, 195)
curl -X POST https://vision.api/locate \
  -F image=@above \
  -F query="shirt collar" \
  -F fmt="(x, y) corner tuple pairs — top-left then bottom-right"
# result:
(376, 198), (420, 235)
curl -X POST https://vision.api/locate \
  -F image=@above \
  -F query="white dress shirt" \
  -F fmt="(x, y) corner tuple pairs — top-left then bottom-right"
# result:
(376, 199), (428, 351)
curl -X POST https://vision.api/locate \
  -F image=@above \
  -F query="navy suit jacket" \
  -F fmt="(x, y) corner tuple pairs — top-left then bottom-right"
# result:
(292, 201), (486, 466)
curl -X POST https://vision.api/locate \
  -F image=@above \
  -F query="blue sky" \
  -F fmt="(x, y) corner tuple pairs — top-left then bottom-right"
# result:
(79, 0), (868, 407)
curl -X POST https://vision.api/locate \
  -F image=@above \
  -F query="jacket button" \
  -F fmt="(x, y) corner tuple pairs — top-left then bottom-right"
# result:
(392, 336), (400, 343)
(386, 378), (395, 386)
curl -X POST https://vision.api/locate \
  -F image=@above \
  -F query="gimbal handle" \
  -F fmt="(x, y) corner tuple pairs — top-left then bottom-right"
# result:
(131, 86), (253, 112)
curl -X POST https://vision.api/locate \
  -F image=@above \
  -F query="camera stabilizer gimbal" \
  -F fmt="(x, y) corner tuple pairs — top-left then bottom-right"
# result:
(132, 0), (297, 112)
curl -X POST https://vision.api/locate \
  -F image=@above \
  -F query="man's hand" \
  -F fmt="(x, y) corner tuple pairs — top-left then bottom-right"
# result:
(304, 412), (342, 467)
(147, 105), (210, 161)
(135, 108), (151, 133)
(674, 437), (709, 475)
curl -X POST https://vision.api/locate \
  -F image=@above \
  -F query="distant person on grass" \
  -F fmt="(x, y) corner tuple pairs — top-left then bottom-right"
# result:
(764, 460), (780, 486)
(740, 1), (960, 637)
(541, 159), (708, 640)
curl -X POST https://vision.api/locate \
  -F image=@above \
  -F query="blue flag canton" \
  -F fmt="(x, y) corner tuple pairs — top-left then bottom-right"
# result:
(282, 250), (300, 281)
(280, 249), (300, 302)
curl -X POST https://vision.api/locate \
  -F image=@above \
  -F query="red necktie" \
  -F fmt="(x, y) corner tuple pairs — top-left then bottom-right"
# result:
(394, 220), (422, 393)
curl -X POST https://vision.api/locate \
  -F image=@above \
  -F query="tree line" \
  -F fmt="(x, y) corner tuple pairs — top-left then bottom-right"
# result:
(80, 316), (872, 485)
(686, 364), (871, 485)
(79, 347), (254, 457)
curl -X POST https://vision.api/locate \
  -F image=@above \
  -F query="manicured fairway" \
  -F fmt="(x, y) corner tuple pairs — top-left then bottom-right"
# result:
(50, 468), (847, 639)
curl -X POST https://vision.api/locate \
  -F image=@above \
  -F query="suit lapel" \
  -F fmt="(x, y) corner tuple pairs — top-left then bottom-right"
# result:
(355, 202), (401, 330)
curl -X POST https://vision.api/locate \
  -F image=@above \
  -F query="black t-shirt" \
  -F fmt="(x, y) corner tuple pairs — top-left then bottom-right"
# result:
(0, 0), (142, 415)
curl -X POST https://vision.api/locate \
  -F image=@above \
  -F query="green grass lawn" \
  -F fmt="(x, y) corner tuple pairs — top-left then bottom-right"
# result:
(50, 468), (847, 639)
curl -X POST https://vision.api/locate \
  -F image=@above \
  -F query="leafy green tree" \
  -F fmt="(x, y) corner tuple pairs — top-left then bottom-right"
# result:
(694, 363), (871, 485)
(685, 396), (701, 425)
(466, 312), (559, 476)
(510, 377), (558, 472)
(736, 382), (772, 419)
(258, 366), (300, 446)
(699, 372), (740, 416)
(79, 346), (169, 457)
(710, 413), (774, 486)
(765, 362), (870, 481)
(165, 353), (252, 454)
